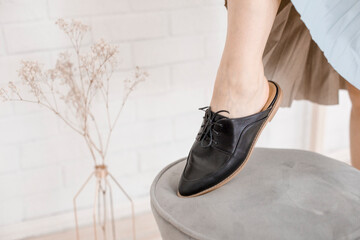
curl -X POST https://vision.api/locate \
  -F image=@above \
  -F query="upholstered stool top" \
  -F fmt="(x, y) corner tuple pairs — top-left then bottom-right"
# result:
(150, 148), (360, 240)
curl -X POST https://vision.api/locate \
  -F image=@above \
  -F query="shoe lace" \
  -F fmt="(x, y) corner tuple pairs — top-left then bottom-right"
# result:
(197, 106), (229, 148)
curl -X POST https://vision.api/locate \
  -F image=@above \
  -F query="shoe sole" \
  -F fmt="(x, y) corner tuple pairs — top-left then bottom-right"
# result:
(177, 81), (283, 198)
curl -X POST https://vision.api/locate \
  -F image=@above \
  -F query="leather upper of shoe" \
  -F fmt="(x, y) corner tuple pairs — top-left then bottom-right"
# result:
(178, 82), (279, 196)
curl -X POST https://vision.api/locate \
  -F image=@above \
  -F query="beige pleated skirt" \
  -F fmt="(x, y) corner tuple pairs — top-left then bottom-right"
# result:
(224, 0), (348, 107)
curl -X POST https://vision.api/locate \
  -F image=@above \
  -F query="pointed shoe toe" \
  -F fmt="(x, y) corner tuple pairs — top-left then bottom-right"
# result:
(177, 80), (282, 198)
(177, 139), (231, 197)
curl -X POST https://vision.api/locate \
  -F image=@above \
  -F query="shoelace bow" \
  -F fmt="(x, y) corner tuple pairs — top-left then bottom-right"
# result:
(197, 106), (229, 147)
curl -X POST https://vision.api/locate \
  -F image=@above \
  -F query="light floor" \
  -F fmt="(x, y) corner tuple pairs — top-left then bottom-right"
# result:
(26, 212), (161, 240)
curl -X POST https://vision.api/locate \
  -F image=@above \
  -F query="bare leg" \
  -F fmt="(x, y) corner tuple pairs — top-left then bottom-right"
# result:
(346, 81), (360, 170)
(211, 0), (281, 118)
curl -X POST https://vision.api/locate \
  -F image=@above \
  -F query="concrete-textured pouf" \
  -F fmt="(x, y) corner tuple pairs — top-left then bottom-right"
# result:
(150, 148), (360, 240)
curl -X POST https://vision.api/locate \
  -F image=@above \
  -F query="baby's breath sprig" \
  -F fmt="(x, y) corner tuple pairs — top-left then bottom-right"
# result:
(0, 19), (148, 165)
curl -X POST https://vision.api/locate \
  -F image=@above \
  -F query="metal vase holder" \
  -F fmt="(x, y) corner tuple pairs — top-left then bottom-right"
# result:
(73, 164), (136, 240)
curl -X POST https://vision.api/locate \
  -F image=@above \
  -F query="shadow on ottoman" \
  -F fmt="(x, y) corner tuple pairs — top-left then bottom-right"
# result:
(150, 148), (360, 240)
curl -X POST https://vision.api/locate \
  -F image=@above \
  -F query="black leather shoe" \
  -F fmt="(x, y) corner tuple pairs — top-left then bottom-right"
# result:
(177, 80), (282, 197)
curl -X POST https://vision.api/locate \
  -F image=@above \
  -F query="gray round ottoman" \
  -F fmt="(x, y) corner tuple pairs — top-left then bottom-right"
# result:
(150, 148), (360, 240)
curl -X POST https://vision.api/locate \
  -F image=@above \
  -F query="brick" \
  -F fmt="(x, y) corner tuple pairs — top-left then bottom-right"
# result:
(99, 71), (130, 100)
(0, 198), (23, 226)
(136, 87), (207, 120)
(109, 98), (137, 125)
(113, 171), (159, 197)
(138, 139), (191, 172)
(54, 115), (83, 137)
(92, 13), (168, 41)
(173, 112), (203, 140)
(130, 0), (202, 11)
(22, 185), (95, 219)
(21, 165), (63, 195)
(171, 7), (226, 35)
(0, 102), (14, 117)
(171, 59), (218, 88)
(128, 66), (171, 97)
(110, 118), (173, 149)
(62, 152), (137, 189)
(48, 0), (130, 18)
(107, 150), (139, 176)
(0, 173), (22, 199)
(133, 36), (204, 67)
(205, 33), (226, 57)
(90, 67), (170, 126)
(0, 0), (47, 23)
(0, 30), (5, 56)
(55, 97), (136, 146)
(115, 43), (133, 70)
(82, 97), (137, 134)
(4, 22), (91, 53)
(0, 112), (59, 145)
(109, 66), (170, 101)
(23, 189), (73, 219)
(20, 133), (90, 169)
(13, 101), (48, 115)
(202, 0), (225, 6)
(0, 145), (20, 174)
(69, 182), (94, 209)
(62, 161), (93, 188)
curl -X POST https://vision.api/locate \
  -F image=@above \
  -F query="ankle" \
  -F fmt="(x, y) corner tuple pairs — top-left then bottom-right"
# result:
(210, 71), (269, 118)
(218, 71), (267, 96)
(218, 60), (265, 88)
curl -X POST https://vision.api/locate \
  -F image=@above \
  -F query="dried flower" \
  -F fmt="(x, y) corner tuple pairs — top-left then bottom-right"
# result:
(55, 18), (90, 48)
(55, 18), (90, 34)
(0, 88), (8, 101)
(0, 19), (147, 165)
(124, 66), (148, 92)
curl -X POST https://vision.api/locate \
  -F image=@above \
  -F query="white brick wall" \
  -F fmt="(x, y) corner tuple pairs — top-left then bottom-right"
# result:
(0, 28), (6, 56)
(133, 36), (205, 66)
(4, 22), (92, 53)
(0, 0), (352, 238)
(92, 13), (168, 41)
(0, 145), (20, 174)
(48, 0), (130, 18)
(0, 0), (48, 24)
(171, 7), (226, 35)
(0, 198), (23, 226)
(129, 0), (203, 11)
